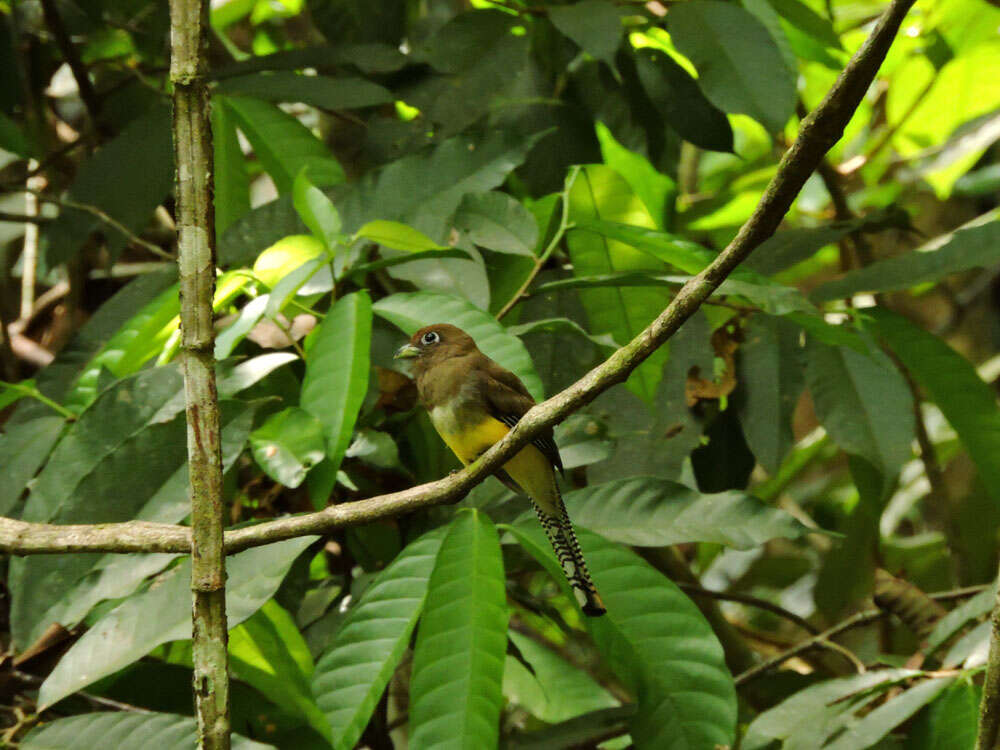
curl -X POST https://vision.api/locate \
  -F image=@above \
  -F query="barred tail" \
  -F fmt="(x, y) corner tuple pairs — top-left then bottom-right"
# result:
(531, 494), (606, 617)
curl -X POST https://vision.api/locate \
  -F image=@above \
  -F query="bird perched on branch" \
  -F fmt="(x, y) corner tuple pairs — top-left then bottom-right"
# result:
(395, 323), (606, 616)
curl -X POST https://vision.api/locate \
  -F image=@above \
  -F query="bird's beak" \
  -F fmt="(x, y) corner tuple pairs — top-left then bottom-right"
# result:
(394, 343), (420, 360)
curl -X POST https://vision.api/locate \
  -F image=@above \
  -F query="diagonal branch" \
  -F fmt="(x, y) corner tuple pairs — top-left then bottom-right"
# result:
(0, 0), (916, 559)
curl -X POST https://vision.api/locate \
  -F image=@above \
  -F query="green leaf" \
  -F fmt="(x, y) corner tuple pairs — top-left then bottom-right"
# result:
(301, 292), (372, 481)
(742, 670), (921, 749)
(566, 166), (673, 401)
(0, 416), (66, 516)
(223, 95), (345, 193)
(63, 283), (180, 411)
(824, 678), (953, 750)
(406, 10), (529, 135)
(293, 168), (343, 250)
(212, 96), (251, 236)
(867, 308), (1000, 506)
(812, 220), (1000, 301)
(738, 315), (805, 474)
(373, 291), (544, 400)
(0, 111), (32, 157)
(10, 400), (257, 649)
(453, 192), (538, 256)
(354, 220), (446, 253)
(594, 122), (677, 231)
(765, 0), (842, 49)
(229, 600), (329, 738)
(925, 585), (995, 656)
(804, 338), (915, 489)
(668, 1), (796, 132)
(347, 248), (470, 276)
(21, 712), (274, 750)
(250, 407), (326, 488)
(633, 47), (734, 153)
(215, 295), (270, 359)
(559, 477), (815, 548)
(549, 0), (623, 72)
(216, 72), (394, 109)
(211, 44), (407, 77)
(44, 103), (174, 266)
(312, 528), (444, 749)
(506, 631), (618, 724)
(907, 679), (980, 750)
(409, 510), (509, 750)
(38, 536), (317, 709)
(574, 529), (735, 749)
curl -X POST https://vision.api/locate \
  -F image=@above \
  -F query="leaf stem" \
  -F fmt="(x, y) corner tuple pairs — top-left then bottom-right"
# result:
(495, 166), (579, 321)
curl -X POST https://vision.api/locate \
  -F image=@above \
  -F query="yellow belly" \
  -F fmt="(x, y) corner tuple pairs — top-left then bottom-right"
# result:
(438, 416), (559, 515)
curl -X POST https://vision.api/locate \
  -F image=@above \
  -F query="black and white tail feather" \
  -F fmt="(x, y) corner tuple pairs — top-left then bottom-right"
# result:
(530, 490), (606, 617)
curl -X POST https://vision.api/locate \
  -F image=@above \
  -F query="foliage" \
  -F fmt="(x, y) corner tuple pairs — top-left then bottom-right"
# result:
(2, 0), (1000, 747)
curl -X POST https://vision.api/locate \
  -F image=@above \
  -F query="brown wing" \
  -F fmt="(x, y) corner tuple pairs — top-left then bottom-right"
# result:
(477, 361), (564, 474)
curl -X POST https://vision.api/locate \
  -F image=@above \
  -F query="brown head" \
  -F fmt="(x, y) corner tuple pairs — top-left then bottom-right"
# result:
(394, 324), (478, 377)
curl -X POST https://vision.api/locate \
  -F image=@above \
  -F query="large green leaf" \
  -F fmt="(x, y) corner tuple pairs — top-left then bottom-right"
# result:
(668, 1), (796, 132)
(229, 600), (329, 739)
(514, 525), (736, 749)
(549, 0), (623, 71)
(804, 338), (915, 489)
(505, 630), (618, 724)
(44, 102), (174, 266)
(21, 712), (274, 750)
(573, 218), (815, 315)
(738, 315), (805, 474)
(301, 292), (373, 479)
(742, 670), (921, 749)
(212, 93), (251, 236)
(823, 678), (953, 750)
(409, 510), (509, 750)
(9, 355), (290, 649)
(812, 220), (1000, 301)
(223, 95), (345, 193)
(594, 122), (677, 229)
(566, 166), (673, 401)
(312, 528), (444, 749)
(374, 291), (544, 400)
(0, 416), (66, 516)
(38, 536), (317, 709)
(63, 283), (181, 411)
(453, 191), (538, 256)
(559, 477), (814, 548)
(250, 407), (326, 488)
(634, 47), (734, 153)
(907, 679), (980, 750)
(868, 308), (1000, 505)
(404, 10), (529, 136)
(216, 72), (394, 109)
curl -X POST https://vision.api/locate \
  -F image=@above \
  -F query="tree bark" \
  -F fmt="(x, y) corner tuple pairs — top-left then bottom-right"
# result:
(169, 0), (230, 747)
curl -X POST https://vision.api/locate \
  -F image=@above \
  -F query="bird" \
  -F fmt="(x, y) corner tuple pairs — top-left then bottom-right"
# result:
(395, 323), (606, 617)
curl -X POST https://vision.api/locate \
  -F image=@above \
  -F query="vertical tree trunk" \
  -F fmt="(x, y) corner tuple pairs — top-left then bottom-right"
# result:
(169, 1), (231, 748)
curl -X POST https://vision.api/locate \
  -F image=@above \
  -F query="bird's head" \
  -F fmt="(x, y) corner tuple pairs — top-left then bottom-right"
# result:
(394, 324), (477, 370)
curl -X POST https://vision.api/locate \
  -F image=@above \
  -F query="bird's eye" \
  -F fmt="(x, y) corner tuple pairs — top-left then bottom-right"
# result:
(421, 331), (440, 345)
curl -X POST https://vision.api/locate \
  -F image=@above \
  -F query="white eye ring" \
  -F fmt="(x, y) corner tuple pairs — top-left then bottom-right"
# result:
(421, 331), (440, 345)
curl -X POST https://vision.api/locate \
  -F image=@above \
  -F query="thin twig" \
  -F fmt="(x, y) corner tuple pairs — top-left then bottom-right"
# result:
(736, 583), (989, 688)
(0, 211), (51, 225)
(11, 669), (154, 714)
(0, 0), (916, 562)
(20, 163), (42, 320)
(676, 583), (820, 635)
(2, 188), (174, 260)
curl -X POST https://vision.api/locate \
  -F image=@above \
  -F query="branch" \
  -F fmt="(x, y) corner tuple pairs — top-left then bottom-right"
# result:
(0, 0), (915, 560)
(169, 0), (231, 746)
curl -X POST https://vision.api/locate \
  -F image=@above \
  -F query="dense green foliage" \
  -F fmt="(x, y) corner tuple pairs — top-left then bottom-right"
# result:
(2, 0), (1000, 747)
